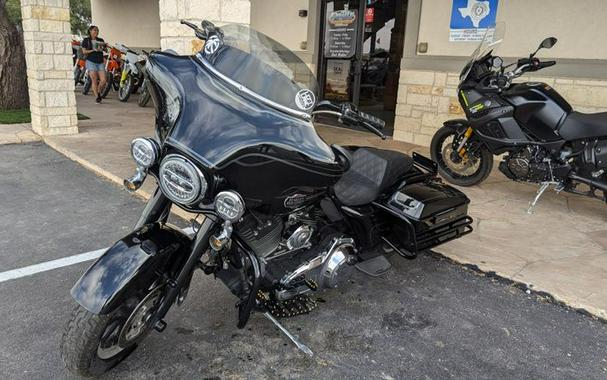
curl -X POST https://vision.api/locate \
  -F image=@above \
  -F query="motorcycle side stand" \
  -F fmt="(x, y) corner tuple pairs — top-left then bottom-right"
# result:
(527, 181), (562, 214)
(263, 312), (314, 357)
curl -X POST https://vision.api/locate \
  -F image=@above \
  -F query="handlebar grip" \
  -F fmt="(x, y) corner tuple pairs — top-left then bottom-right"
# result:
(358, 110), (386, 130)
(539, 60), (556, 69)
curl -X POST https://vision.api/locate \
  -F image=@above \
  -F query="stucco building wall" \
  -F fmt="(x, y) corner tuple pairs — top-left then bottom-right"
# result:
(91, 0), (161, 49)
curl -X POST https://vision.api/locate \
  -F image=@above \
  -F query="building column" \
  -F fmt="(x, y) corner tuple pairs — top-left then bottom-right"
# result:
(159, 0), (250, 55)
(20, 0), (77, 136)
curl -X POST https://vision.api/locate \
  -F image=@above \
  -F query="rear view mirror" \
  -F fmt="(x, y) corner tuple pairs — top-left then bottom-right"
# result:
(540, 37), (557, 49)
(492, 56), (503, 69)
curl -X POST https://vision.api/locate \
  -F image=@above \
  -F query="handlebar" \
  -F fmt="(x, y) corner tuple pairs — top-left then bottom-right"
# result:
(312, 101), (387, 140)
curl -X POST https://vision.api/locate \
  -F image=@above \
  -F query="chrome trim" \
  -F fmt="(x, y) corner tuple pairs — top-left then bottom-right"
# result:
(195, 53), (312, 121)
(214, 191), (245, 222)
(280, 236), (354, 286)
(158, 154), (207, 205)
(130, 137), (159, 169)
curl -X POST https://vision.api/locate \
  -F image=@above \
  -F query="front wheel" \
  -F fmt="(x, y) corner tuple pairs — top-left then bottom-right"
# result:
(118, 75), (133, 102)
(60, 286), (163, 376)
(100, 73), (113, 99)
(430, 125), (493, 187)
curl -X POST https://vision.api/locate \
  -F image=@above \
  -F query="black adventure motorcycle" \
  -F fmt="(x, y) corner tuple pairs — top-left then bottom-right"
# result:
(61, 21), (473, 376)
(431, 24), (607, 213)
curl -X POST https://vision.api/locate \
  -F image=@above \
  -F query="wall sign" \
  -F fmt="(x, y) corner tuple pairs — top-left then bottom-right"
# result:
(324, 9), (358, 59)
(449, 0), (498, 42)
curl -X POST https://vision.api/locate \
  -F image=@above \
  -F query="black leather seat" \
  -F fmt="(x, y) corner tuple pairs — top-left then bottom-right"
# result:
(334, 147), (414, 206)
(559, 111), (607, 140)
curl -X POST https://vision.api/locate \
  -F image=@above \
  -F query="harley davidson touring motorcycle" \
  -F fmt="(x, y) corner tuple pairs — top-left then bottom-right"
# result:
(431, 24), (607, 213)
(61, 21), (473, 376)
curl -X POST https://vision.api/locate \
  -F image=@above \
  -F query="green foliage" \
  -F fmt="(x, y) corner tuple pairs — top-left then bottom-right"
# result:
(70, 0), (92, 36)
(0, 109), (89, 124)
(0, 108), (30, 124)
(3, 0), (91, 35)
(5, 0), (22, 25)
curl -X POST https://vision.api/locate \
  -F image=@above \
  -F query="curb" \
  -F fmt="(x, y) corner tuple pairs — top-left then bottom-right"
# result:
(428, 250), (607, 323)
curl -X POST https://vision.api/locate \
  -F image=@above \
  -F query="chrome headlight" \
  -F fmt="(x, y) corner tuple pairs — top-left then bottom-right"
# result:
(214, 191), (245, 222)
(130, 138), (159, 168)
(159, 155), (207, 204)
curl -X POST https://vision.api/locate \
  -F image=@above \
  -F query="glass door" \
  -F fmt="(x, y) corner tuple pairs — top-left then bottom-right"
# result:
(318, 0), (407, 136)
(319, 0), (365, 105)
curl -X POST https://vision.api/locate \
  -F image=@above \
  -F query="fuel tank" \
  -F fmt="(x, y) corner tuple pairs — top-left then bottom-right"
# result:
(503, 82), (572, 142)
(147, 52), (344, 214)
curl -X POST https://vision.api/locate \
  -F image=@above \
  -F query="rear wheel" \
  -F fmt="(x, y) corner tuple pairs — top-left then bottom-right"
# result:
(430, 126), (493, 187)
(60, 286), (163, 377)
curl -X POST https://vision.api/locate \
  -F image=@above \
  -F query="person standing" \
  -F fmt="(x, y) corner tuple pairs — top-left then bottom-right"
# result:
(81, 25), (107, 104)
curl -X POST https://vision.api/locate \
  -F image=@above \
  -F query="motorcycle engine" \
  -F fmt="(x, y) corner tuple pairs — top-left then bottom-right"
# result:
(235, 206), (356, 301)
(500, 146), (552, 182)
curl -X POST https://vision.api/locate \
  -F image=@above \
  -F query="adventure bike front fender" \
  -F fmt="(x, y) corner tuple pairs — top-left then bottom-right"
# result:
(443, 119), (470, 133)
(70, 223), (191, 315)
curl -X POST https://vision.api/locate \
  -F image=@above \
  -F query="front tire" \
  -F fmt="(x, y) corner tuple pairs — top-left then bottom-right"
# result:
(119, 75), (133, 102)
(82, 74), (92, 95)
(430, 125), (493, 187)
(61, 286), (162, 376)
(100, 73), (113, 99)
(60, 305), (135, 377)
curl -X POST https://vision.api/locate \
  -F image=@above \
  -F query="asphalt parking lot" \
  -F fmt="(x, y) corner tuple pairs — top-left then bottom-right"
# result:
(1, 143), (606, 379)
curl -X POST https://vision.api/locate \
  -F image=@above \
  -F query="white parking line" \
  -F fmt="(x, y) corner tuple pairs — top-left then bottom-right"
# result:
(0, 248), (107, 283)
(0, 227), (197, 284)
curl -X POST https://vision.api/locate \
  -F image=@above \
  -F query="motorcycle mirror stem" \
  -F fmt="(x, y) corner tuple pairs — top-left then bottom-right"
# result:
(530, 36), (558, 58)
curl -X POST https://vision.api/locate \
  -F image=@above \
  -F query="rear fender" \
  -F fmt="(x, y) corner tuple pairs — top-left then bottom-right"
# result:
(70, 223), (190, 315)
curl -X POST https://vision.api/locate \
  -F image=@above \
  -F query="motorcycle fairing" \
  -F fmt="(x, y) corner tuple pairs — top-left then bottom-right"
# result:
(71, 223), (190, 315)
(146, 52), (336, 169)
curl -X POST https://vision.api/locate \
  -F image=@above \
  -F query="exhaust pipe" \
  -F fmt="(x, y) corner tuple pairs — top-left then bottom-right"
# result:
(568, 173), (607, 192)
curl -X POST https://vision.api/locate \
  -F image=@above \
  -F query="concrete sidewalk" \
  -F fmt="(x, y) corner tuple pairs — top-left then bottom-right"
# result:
(0, 123), (41, 145)
(45, 91), (607, 320)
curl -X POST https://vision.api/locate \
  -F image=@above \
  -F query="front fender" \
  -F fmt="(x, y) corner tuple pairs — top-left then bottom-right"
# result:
(71, 223), (190, 315)
(443, 119), (470, 133)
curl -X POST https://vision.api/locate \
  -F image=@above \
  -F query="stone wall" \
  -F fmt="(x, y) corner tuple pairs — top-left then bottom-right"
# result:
(159, 0), (250, 55)
(393, 69), (607, 146)
(20, 0), (77, 136)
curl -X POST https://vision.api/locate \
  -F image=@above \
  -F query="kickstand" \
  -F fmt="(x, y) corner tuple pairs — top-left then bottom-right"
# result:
(527, 182), (551, 214)
(263, 312), (314, 357)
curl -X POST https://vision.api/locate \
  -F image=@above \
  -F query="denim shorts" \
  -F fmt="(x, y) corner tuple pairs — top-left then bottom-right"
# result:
(86, 61), (105, 72)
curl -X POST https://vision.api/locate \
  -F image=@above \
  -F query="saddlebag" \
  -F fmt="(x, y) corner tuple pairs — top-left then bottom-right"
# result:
(375, 154), (473, 254)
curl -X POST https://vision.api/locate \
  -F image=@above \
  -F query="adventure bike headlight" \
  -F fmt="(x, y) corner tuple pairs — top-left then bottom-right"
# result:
(158, 155), (207, 205)
(130, 138), (159, 168)
(214, 191), (245, 222)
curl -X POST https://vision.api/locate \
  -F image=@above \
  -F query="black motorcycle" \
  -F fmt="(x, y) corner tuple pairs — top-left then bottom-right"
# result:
(431, 24), (607, 213)
(61, 20), (473, 377)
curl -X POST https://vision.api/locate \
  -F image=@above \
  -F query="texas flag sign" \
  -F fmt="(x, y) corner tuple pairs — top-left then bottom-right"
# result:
(449, 0), (499, 42)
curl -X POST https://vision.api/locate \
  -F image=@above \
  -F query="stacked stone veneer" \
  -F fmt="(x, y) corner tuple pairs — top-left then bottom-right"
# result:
(394, 69), (607, 147)
(20, 0), (77, 136)
(159, 0), (250, 55)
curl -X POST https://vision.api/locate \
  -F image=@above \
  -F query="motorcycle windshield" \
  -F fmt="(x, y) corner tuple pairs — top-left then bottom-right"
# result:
(459, 23), (505, 83)
(198, 24), (319, 117)
(146, 37), (335, 168)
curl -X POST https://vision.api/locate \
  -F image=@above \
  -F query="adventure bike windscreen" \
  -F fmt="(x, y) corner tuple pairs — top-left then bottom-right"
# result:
(198, 24), (319, 116)
(459, 23), (505, 84)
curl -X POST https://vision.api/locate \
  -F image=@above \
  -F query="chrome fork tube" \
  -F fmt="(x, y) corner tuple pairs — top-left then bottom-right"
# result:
(134, 187), (172, 229)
